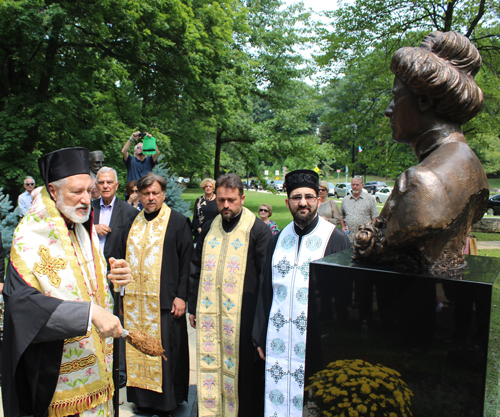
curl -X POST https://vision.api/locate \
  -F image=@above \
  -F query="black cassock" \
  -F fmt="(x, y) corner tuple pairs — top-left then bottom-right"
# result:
(188, 211), (272, 417)
(252, 216), (351, 384)
(125, 207), (193, 412)
(2, 264), (91, 417)
(2, 217), (95, 417)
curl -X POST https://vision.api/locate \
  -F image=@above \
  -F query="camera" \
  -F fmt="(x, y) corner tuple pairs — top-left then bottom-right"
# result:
(138, 132), (146, 138)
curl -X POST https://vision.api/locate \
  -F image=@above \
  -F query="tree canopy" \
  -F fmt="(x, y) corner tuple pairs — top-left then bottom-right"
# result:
(316, 0), (500, 177)
(1, 0), (499, 206)
(0, 0), (326, 201)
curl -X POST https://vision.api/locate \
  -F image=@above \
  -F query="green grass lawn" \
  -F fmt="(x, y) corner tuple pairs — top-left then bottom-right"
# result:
(487, 178), (500, 191)
(473, 232), (500, 241)
(478, 249), (500, 257)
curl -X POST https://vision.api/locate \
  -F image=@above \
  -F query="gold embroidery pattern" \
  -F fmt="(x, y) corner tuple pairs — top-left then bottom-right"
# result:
(33, 246), (68, 288)
(196, 208), (255, 417)
(125, 205), (171, 393)
(60, 355), (97, 374)
(65, 332), (91, 344)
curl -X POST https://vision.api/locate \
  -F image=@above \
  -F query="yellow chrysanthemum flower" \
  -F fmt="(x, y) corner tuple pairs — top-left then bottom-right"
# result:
(337, 374), (348, 384)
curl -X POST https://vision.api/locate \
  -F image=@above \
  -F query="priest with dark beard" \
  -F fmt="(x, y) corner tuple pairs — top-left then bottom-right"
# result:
(252, 169), (351, 417)
(188, 173), (272, 417)
(2, 147), (131, 417)
(123, 172), (192, 415)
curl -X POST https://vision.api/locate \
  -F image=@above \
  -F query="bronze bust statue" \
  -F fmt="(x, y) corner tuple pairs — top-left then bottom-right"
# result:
(353, 31), (489, 274)
(89, 150), (104, 179)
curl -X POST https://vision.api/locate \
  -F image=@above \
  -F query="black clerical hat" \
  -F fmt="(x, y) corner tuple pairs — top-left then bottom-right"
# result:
(285, 169), (319, 195)
(38, 147), (90, 185)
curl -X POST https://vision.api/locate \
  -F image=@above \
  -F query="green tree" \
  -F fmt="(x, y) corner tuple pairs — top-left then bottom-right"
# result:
(317, 0), (499, 178)
(0, 0), (238, 195)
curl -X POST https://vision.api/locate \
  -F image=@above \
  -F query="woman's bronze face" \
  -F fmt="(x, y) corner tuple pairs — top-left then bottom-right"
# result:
(385, 77), (425, 145)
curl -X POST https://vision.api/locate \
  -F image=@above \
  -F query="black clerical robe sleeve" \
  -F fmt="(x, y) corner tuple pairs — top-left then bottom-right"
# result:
(324, 227), (351, 255)
(252, 218), (273, 280)
(252, 233), (280, 351)
(192, 196), (202, 232)
(188, 219), (212, 314)
(2, 262), (91, 417)
(174, 215), (194, 301)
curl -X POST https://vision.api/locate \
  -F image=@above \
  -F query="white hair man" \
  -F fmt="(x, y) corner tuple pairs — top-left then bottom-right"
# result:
(93, 166), (138, 270)
(2, 147), (132, 416)
(92, 166), (138, 389)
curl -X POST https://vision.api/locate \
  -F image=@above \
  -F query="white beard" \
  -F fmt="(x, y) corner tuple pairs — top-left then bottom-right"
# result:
(56, 200), (90, 224)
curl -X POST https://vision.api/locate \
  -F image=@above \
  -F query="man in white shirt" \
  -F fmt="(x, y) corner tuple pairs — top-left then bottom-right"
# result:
(17, 176), (36, 216)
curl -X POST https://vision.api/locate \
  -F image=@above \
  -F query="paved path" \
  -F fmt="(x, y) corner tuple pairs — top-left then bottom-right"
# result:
(477, 241), (500, 250)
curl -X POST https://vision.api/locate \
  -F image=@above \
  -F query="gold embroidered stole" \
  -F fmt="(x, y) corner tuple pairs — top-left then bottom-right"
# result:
(10, 187), (113, 417)
(196, 207), (256, 417)
(124, 204), (171, 393)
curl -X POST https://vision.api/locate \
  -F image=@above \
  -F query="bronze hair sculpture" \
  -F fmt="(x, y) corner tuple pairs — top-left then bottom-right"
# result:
(353, 31), (489, 275)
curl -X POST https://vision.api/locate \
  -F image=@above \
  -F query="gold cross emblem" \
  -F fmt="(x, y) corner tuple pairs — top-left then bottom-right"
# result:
(33, 246), (68, 288)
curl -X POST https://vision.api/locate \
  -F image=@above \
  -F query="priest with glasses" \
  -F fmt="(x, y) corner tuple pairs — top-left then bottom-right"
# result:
(253, 169), (351, 417)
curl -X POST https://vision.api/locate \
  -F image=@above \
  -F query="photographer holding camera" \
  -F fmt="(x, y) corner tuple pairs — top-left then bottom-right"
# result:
(121, 131), (160, 183)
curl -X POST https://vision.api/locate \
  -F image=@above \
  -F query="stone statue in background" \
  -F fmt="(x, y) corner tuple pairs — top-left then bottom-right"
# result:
(353, 31), (489, 274)
(89, 150), (105, 178)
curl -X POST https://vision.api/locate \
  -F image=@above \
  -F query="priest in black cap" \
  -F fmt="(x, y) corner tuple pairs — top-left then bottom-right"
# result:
(252, 169), (351, 417)
(2, 147), (132, 417)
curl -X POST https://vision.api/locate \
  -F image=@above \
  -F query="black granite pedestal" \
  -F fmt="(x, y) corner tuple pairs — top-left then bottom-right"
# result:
(309, 250), (500, 417)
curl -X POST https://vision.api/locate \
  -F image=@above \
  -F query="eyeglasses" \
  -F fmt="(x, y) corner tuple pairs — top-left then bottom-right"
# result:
(136, 146), (143, 149)
(259, 208), (269, 213)
(132, 189), (139, 193)
(319, 188), (327, 192)
(25, 183), (35, 186)
(289, 194), (318, 203)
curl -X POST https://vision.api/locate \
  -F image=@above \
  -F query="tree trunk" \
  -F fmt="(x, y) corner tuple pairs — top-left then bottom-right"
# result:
(214, 128), (224, 179)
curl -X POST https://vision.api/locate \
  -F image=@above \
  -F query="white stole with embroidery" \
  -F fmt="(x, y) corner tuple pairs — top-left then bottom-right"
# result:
(264, 217), (335, 417)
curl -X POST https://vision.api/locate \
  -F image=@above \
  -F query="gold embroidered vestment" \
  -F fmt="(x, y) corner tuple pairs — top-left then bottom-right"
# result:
(196, 207), (256, 417)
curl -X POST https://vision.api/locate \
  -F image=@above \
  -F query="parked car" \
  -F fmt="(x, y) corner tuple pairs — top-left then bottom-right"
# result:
(250, 179), (263, 190)
(334, 183), (352, 198)
(327, 182), (335, 197)
(242, 179), (263, 190)
(270, 180), (284, 191)
(487, 194), (500, 215)
(374, 187), (393, 203)
(364, 181), (387, 194)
